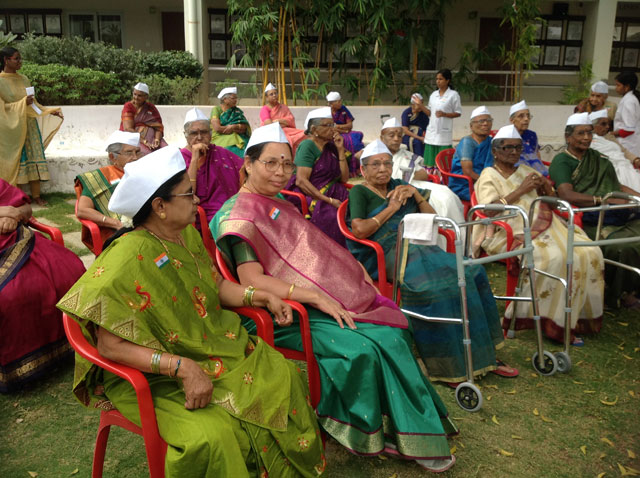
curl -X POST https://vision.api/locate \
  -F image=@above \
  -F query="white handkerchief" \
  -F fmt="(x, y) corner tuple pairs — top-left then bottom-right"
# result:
(403, 213), (438, 245)
(25, 87), (42, 114)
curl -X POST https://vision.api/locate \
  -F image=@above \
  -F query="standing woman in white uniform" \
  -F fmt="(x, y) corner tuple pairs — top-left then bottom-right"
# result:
(415, 69), (462, 175)
(613, 71), (640, 157)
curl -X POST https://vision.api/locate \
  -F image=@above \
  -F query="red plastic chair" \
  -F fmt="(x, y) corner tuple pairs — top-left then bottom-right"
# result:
(73, 182), (107, 256)
(63, 302), (276, 477)
(435, 148), (472, 216)
(63, 313), (168, 478)
(28, 217), (64, 246)
(213, 248), (321, 408)
(279, 189), (309, 216)
(196, 206), (217, 260)
(337, 199), (456, 302)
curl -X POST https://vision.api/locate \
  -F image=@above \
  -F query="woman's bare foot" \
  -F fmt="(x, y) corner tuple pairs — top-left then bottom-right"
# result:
(32, 196), (48, 206)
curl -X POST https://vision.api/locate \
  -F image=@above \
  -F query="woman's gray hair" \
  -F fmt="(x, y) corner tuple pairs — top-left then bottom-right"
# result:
(219, 93), (233, 103)
(106, 143), (124, 155)
(564, 125), (576, 137)
(184, 119), (211, 135)
(305, 117), (326, 136)
(491, 138), (506, 151)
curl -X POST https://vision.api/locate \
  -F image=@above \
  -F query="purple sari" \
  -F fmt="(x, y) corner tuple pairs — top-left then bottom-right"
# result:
(332, 106), (364, 174)
(180, 146), (243, 226)
(285, 142), (349, 247)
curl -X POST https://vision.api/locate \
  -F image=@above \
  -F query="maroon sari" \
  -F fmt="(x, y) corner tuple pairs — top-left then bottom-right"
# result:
(0, 179), (85, 392)
(120, 101), (168, 155)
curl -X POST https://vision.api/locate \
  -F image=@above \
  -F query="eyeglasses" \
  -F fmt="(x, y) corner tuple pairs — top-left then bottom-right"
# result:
(256, 158), (295, 173)
(366, 161), (394, 170)
(498, 144), (524, 152)
(170, 189), (197, 199)
(187, 129), (211, 137)
(471, 118), (494, 124)
(117, 149), (140, 157)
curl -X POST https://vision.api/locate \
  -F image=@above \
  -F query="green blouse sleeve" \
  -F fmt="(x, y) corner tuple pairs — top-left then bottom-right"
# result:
(230, 237), (259, 265)
(548, 153), (576, 187)
(294, 140), (321, 168)
(348, 184), (386, 219)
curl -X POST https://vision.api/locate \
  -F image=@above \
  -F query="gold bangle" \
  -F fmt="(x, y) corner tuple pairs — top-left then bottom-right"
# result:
(371, 216), (381, 227)
(150, 350), (162, 374)
(167, 355), (173, 377)
(499, 197), (508, 205)
(287, 283), (295, 299)
(189, 178), (197, 183)
(243, 286), (256, 307)
(102, 215), (107, 223)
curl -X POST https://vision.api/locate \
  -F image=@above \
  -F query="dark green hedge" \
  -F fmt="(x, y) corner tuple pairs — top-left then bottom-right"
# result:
(17, 34), (202, 105)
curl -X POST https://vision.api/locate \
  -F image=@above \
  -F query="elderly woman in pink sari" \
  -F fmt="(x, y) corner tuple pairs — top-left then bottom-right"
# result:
(260, 83), (306, 153)
(120, 82), (168, 156)
(180, 108), (244, 227)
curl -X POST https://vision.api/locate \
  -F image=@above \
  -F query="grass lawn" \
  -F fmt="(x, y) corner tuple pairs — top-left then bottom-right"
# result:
(1, 195), (638, 477)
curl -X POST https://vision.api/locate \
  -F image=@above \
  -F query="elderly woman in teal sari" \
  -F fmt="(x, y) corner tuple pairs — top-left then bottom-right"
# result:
(348, 140), (517, 386)
(212, 123), (458, 473)
(59, 146), (325, 477)
(210, 87), (251, 157)
(550, 112), (640, 309)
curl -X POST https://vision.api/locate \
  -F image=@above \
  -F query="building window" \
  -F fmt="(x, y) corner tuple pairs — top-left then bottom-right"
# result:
(69, 13), (122, 47)
(0, 9), (62, 38)
(532, 16), (585, 70)
(611, 18), (640, 72)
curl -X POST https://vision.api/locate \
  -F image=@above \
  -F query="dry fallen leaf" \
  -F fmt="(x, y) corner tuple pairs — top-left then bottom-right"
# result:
(452, 417), (465, 421)
(487, 395), (492, 401)
(485, 384), (498, 389)
(506, 389), (516, 394)
(12, 402), (18, 407)
(600, 397), (618, 406)
(583, 390), (596, 394)
(634, 347), (640, 353)
(533, 408), (540, 416)
(540, 414), (554, 423)
(580, 445), (587, 455)
(70, 469), (79, 476)
(618, 342), (625, 351)
(629, 450), (637, 459)
(629, 391), (636, 398)
(599, 453), (606, 459)
(450, 446), (457, 454)
(378, 454), (388, 461)
(27, 473), (38, 478)
(458, 442), (465, 448)
(601, 437), (614, 447)
(15, 418), (24, 424)
(499, 449), (514, 457)
(573, 380), (585, 385)
(618, 322), (629, 326)
(623, 354), (633, 360)
(596, 473), (606, 478)
(536, 382), (544, 388)
(618, 463), (640, 476)
(511, 435), (523, 440)
(388, 474), (398, 478)
(576, 360), (585, 366)
(492, 415), (500, 425)
(530, 372), (538, 378)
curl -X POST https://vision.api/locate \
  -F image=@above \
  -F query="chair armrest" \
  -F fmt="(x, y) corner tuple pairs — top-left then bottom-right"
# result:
(427, 174), (441, 184)
(279, 190), (309, 216)
(28, 217), (64, 246)
(230, 306), (275, 346)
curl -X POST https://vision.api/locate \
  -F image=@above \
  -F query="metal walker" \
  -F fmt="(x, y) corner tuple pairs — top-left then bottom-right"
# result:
(391, 204), (551, 412)
(522, 191), (640, 374)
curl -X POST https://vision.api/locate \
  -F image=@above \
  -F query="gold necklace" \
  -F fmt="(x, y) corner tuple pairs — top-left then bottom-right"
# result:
(144, 228), (203, 279)
(364, 182), (388, 200)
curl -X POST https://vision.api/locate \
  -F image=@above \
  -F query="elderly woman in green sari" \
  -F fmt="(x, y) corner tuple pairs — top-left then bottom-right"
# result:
(213, 123), (457, 473)
(549, 112), (640, 309)
(210, 87), (251, 157)
(58, 146), (325, 477)
(348, 140), (517, 386)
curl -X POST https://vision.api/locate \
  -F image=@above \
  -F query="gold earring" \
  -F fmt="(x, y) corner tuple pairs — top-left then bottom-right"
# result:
(160, 212), (166, 219)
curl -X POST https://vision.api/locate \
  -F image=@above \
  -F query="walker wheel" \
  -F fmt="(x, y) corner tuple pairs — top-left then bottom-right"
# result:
(554, 351), (572, 373)
(531, 351), (557, 376)
(455, 382), (483, 412)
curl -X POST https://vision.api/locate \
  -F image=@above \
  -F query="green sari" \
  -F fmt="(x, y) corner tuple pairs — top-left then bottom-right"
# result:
(550, 149), (640, 306)
(212, 192), (457, 460)
(211, 105), (252, 157)
(57, 225), (324, 478)
(347, 179), (504, 382)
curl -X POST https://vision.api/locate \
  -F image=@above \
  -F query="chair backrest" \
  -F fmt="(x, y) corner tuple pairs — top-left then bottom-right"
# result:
(197, 206), (217, 260)
(62, 313), (167, 471)
(336, 199), (394, 299)
(74, 182), (104, 256)
(434, 148), (456, 185)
